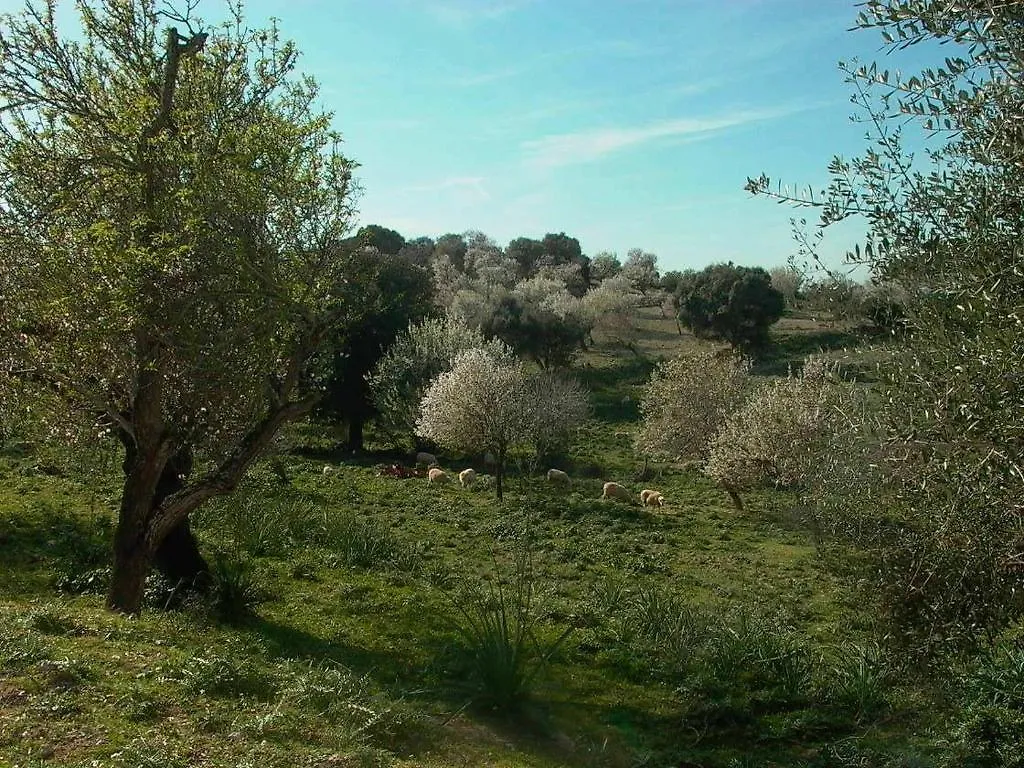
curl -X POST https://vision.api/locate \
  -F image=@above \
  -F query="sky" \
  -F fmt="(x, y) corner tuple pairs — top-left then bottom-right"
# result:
(3, 0), (937, 274)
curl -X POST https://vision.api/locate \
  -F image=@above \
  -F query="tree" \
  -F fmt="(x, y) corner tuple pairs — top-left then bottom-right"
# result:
(675, 263), (784, 351)
(0, 1), (358, 612)
(506, 237), (546, 279)
(529, 372), (589, 466)
(580, 275), (642, 353)
(482, 295), (587, 369)
(399, 236), (435, 267)
(769, 265), (804, 309)
(659, 270), (685, 295)
(369, 317), (512, 443)
(540, 232), (582, 267)
(318, 249), (434, 451)
(745, 1), (1024, 647)
(635, 349), (751, 466)
(416, 349), (534, 501)
(622, 248), (660, 295)
(590, 251), (622, 284)
(704, 357), (846, 505)
(354, 224), (406, 256)
(434, 233), (468, 272)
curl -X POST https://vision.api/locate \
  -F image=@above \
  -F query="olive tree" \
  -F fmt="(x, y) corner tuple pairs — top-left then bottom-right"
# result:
(0, 0), (357, 612)
(746, 0), (1024, 647)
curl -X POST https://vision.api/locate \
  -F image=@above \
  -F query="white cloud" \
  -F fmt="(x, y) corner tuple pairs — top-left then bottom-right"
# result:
(403, 176), (490, 204)
(422, 0), (533, 27)
(521, 103), (821, 169)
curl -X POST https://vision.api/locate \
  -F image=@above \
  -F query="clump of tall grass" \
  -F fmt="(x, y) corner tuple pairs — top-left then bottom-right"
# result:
(447, 537), (573, 712)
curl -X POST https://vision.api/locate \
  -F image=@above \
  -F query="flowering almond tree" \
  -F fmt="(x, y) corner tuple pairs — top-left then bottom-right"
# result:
(415, 349), (532, 501)
(0, 0), (357, 612)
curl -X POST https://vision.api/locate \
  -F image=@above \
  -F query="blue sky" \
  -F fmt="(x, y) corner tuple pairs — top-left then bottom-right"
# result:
(7, 0), (931, 273)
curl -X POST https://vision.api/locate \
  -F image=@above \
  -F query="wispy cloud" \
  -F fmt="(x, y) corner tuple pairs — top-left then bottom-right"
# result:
(422, 0), (533, 27)
(403, 176), (490, 203)
(521, 103), (821, 169)
(451, 63), (533, 87)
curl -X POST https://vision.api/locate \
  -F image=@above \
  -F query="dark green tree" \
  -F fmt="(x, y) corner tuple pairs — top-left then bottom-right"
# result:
(506, 236), (546, 278)
(434, 233), (468, 272)
(483, 296), (587, 369)
(354, 224), (406, 255)
(320, 249), (434, 450)
(675, 263), (784, 350)
(399, 236), (435, 267)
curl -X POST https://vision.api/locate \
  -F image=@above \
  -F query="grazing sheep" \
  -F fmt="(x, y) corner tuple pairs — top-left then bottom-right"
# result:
(322, 465), (336, 476)
(459, 468), (477, 488)
(415, 451), (438, 467)
(546, 468), (571, 487)
(601, 481), (632, 503)
(640, 489), (665, 507)
(428, 467), (450, 485)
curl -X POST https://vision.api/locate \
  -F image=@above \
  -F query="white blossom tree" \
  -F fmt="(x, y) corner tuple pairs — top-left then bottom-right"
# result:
(416, 349), (534, 500)
(635, 348), (751, 469)
(369, 317), (512, 443)
(704, 357), (846, 507)
(529, 371), (590, 465)
(580, 275), (642, 352)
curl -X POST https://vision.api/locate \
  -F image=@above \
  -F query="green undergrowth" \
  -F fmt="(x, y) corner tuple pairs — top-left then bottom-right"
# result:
(0, 318), (961, 767)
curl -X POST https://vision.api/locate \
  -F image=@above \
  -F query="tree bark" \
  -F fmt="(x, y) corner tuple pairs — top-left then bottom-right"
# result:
(108, 529), (153, 615)
(151, 447), (210, 594)
(495, 448), (505, 501)
(347, 417), (364, 452)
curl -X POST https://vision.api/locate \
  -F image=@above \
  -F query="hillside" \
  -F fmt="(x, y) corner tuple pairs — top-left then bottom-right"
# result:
(0, 311), (938, 768)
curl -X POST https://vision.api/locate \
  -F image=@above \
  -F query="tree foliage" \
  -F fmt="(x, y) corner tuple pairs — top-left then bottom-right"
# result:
(318, 248), (435, 450)
(0, 0), (358, 612)
(482, 295), (587, 369)
(675, 263), (784, 350)
(369, 317), (512, 443)
(746, 0), (1024, 649)
(635, 349), (751, 464)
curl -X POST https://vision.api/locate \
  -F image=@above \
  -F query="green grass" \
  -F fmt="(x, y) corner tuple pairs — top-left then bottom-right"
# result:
(0, 308), (953, 767)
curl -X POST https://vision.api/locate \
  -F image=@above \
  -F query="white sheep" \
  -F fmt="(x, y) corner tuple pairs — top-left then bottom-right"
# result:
(546, 468), (571, 487)
(415, 451), (438, 467)
(428, 467), (450, 485)
(322, 465), (337, 476)
(640, 489), (666, 507)
(459, 468), (477, 488)
(601, 481), (632, 503)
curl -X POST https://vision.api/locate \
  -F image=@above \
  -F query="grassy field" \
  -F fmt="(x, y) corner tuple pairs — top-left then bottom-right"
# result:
(0, 309), (948, 767)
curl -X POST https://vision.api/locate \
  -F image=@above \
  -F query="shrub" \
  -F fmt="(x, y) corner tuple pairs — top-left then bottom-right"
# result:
(210, 554), (263, 624)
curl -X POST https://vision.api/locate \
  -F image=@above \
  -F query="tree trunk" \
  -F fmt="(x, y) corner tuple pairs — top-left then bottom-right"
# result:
(495, 448), (505, 501)
(108, 532), (153, 615)
(108, 479), (159, 614)
(145, 447), (210, 596)
(722, 482), (744, 511)
(347, 418), (365, 452)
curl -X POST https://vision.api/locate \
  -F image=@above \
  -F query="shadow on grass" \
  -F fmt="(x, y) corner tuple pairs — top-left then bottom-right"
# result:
(0, 506), (111, 592)
(578, 357), (655, 424)
(753, 329), (863, 376)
